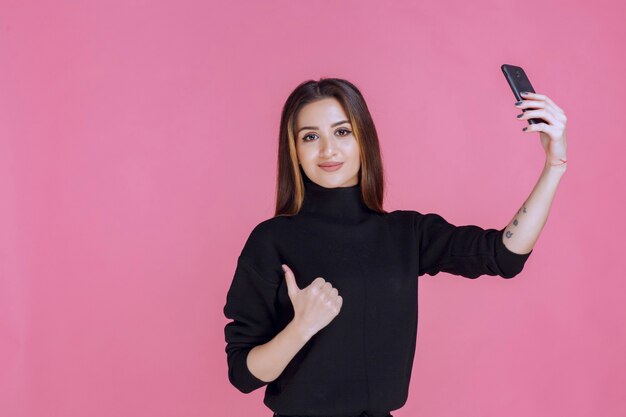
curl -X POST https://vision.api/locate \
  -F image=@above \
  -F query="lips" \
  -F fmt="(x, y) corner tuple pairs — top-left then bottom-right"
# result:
(318, 162), (343, 172)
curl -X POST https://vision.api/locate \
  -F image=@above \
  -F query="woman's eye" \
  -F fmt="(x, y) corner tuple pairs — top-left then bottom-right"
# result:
(302, 129), (351, 142)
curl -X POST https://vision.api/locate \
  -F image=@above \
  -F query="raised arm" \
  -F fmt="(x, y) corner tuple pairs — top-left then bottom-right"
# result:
(503, 91), (568, 254)
(502, 162), (566, 254)
(415, 212), (533, 279)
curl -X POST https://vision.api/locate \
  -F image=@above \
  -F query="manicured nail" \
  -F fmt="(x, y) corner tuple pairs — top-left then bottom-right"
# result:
(516, 114), (523, 118)
(515, 101), (523, 105)
(522, 127), (527, 131)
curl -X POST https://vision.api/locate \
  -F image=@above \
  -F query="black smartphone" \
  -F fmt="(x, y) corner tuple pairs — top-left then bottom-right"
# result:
(501, 64), (543, 125)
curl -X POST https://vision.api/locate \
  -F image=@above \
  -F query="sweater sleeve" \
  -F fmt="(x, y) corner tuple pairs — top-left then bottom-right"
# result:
(415, 212), (532, 279)
(223, 256), (280, 393)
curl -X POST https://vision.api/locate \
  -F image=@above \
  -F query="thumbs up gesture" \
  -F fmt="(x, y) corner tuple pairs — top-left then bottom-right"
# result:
(282, 264), (343, 340)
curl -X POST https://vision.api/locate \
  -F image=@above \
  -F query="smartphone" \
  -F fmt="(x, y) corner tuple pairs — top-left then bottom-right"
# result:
(501, 64), (543, 125)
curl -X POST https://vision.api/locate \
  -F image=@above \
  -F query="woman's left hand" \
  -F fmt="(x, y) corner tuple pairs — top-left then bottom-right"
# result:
(515, 91), (568, 167)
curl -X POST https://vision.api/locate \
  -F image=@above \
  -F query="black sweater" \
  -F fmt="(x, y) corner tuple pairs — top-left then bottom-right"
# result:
(223, 178), (532, 416)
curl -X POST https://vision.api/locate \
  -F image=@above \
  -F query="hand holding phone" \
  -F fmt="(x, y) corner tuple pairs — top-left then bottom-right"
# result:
(501, 64), (544, 125)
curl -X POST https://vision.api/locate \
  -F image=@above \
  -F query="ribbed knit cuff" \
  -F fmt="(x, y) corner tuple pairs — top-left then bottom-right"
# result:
(231, 347), (270, 394)
(494, 228), (533, 278)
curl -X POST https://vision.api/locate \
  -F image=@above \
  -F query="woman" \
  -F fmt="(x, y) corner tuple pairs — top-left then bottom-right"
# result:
(223, 78), (568, 417)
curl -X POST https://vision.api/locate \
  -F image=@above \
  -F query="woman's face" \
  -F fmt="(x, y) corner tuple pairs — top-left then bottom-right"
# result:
(294, 97), (361, 188)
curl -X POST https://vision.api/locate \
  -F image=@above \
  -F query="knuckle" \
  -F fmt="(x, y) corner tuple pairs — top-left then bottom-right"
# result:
(312, 277), (325, 287)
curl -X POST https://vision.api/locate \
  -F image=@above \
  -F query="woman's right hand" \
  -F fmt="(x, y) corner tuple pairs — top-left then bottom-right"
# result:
(281, 264), (343, 339)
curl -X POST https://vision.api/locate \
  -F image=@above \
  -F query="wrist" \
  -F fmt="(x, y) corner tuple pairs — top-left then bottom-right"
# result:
(546, 157), (568, 170)
(289, 318), (315, 343)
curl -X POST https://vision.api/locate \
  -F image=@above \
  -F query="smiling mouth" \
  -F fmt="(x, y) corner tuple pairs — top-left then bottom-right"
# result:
(319, 162), (343, 171)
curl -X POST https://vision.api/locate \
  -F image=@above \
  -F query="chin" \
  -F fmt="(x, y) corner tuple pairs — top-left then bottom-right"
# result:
(325, 177), (358, 188)
(304, 166), (359, 187)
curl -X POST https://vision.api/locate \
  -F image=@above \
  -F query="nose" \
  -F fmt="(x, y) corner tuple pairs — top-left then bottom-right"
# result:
(319, 135), (337, 157)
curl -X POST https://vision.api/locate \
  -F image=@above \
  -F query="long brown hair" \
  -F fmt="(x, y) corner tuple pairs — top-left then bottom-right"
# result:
(274, 78), (387, 217)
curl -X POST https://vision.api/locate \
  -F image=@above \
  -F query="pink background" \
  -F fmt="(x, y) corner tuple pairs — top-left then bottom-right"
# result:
(1, 1), (624, 416)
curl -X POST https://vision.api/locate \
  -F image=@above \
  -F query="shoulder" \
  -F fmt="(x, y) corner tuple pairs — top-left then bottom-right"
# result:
(235, 216), (292, 284)
(248, 215), (290, 238)
(383, 209), (452, 230)
(239, 215), (290, 258)
(382, 208), (430, 222)
(368, 209), (421, 233)
(385, 209), (418, 218)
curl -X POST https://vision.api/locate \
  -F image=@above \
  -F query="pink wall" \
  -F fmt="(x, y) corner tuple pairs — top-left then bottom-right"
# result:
(1, 1), (624, 416)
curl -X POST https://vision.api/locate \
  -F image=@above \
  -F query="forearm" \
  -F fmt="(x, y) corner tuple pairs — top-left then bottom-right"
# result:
(246, 319), (312, 383)
(502, 161), (567, 254)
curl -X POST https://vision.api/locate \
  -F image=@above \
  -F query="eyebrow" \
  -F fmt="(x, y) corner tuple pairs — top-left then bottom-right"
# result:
(297, 120), (351, 134)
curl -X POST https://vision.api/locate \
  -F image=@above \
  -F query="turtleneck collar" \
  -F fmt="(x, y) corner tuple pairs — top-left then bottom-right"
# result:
(299, 176), (373, 223)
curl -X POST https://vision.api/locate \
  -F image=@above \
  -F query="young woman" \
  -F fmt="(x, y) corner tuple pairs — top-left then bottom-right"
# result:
(223, 78), (568, 417)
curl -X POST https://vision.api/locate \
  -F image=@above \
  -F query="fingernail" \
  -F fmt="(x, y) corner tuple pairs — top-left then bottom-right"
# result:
(522, 127), (527, 131)
(515, 101), (523, 105)
(521, 91), (529, 95)
(516, 114), (523, 118)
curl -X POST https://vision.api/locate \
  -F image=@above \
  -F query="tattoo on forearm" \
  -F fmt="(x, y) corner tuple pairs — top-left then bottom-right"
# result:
(508, 204), (527, 239)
